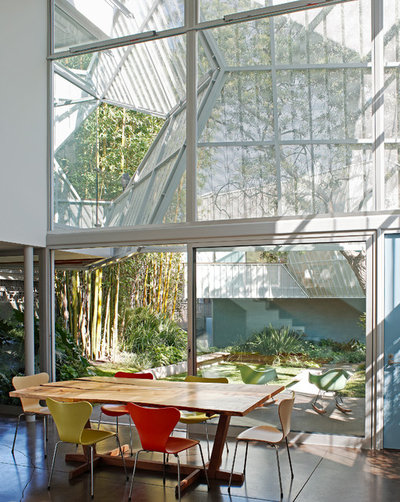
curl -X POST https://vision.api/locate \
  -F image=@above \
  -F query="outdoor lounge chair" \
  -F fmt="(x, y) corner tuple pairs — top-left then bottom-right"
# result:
(239, 364), (277, 385)
(308, 368), (352, 414)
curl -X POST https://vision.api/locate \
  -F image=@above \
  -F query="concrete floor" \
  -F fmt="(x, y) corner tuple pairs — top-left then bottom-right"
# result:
(1, 412), (400, 502)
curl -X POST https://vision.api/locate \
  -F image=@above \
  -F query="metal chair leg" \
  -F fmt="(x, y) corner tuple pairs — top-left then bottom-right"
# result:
(48, 441), (61, 489)
(12, 413), (24, 455)
(115, 434), (128, 480)
(128, 449), (142, 500)
(228, 440), (239, 493)
(43, 415), (47, 458)
(198, 443), (210, 490)
(90, 445), (94, 498)
(175, 454), (181, 502)
(128, 415), (133, 456)
(163, 452), (166, 485)
(204, 421), (210, 459)
(97, 411), (102, 429)
(285, 437), (294, 479)
(274, 444), (283, 500)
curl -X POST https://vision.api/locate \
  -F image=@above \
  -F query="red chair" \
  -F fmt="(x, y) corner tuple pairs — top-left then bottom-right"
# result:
(98, 371), (154, 454)
(127, 403), (210, 501)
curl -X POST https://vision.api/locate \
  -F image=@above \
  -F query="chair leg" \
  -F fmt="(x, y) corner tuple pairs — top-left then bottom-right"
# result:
(48, 441), (62, 489)
(90, 445), (94, 498)
(43, 415), (47, 458)
(97, 411), (102, 429)
(128, 415), (133, 456)
(204, 421), (210, 459)
(228, 440), (239, 493)
(12, 413), (24, 455)
(163, 452), (166, 485)
(175, 454), (181, 502)
(243, 442), (249, 476)
(128, 449), (142, 500)
(285, 437), (294, 479)
(198, 443), (210, 490)
(274, 444), (283, 500)
(115, 434), (128, 480)
(311, 390), (326, 414)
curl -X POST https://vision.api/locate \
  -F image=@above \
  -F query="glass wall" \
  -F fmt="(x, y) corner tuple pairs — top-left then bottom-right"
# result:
(52, 0), (400, 228)
(195, 243), (366, 436)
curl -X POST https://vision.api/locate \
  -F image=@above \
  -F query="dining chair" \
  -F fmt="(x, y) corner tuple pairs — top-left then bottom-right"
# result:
(239, 364), (277, 385)
(11, 372), (51, 457)
(126, 402), (209, 502)
(308, 368), (352, 414)
(178, 375), (229, 458)
(97, 371), (154, 455)
(228, 391), (295, 501)
(46, 397), (128, 498)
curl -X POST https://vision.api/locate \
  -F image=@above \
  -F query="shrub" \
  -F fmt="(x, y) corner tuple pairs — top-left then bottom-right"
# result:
(0, 310), (93, 405)
(122, 307), (187, 367)
(237, 325), (305, 356)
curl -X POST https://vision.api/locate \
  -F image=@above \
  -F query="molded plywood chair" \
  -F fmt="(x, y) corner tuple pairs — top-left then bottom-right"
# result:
(178, 375), (229, 458)
(127, 402), (209, 502)
(308, 368), (352, 414)
(11, 372), (51, 457)
(46, 397), (127, 498)
(98, 371), (154, 454)
(228, 391), (295, 501)
(239, 364), (277, 385)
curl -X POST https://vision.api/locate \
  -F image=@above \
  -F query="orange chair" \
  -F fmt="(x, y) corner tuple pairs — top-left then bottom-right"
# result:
(98, 371), (154, 454)
(127, 403), (210, 501)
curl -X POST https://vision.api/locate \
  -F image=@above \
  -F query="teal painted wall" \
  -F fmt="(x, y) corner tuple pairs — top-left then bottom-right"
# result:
(384, 235), (400, 449)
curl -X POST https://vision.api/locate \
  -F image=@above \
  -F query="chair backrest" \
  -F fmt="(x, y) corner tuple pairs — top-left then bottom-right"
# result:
(46, 397), (93, 444)
(278, 392), (295, 439)
(239, 364), (277, 385)
(308, 369), (351, 392)
(114, 371), (154, 379)
(12, 372), (49, 412)
(127, 402), (180, 452)
(185, 375), (229, 384)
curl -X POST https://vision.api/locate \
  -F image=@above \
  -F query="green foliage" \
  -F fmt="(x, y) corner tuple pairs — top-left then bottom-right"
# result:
(122, 307), (187, 367)
(237, 325), (305, 356)
(55, 321), (93, 380)
(304, 338), (366, 364)
(0, 310), (93, 405)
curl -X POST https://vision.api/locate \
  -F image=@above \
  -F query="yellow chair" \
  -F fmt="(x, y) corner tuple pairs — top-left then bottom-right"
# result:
(228, 391), (295, 501)
(46, 397), (128, 498)
(178, 375), (229, 458)
(11, 372), (51, 457)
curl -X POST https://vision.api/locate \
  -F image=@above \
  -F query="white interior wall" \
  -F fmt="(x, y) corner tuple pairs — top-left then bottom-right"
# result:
(0, 0), (47, 247)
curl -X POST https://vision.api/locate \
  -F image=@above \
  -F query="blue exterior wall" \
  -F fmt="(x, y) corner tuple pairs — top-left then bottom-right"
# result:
(384, 235), (400, 449)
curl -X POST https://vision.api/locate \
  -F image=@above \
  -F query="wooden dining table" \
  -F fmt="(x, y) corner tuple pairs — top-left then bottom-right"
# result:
(10, 375), (284, 496)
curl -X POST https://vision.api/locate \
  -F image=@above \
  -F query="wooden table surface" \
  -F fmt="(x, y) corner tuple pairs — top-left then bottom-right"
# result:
(10, 376), (284, 416)
(10, 376), (285, 495)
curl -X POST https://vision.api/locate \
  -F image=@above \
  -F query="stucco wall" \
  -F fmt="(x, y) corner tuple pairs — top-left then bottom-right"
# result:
(0, 0), (47, 247)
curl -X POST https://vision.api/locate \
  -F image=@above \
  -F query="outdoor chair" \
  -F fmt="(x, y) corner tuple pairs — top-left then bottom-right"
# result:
(11, 372), (51, 457)
(178, 375), (229, 458)
(239, 364), (278, 405)
(308, 368), (352, 414)
(98, 371), (154, 455)
(239, 364), (277, 385)
(126, 402), (209, 502)
(228, 391), (295, 501)
(46, 397), (128, 498)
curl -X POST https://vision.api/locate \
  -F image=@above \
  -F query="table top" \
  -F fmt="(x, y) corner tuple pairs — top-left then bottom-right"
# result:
(10, 376), (284, 417)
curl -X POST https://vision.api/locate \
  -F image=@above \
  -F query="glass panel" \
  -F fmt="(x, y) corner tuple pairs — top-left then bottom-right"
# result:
(54, 0), (184, 52)
(384, 0), (400, 207)
(195, 243), (366, 438)
(197, 1), (372, 220)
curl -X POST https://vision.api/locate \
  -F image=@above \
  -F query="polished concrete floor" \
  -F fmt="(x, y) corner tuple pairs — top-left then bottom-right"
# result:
(1, 413), (400, 502)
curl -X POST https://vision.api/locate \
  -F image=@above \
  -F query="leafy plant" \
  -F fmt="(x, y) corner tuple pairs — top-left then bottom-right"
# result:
(237, 325), (305, 357)
(122, 307), (187, 367)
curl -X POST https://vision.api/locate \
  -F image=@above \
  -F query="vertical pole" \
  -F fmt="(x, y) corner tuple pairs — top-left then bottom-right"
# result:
(185, 0), (199, 223)
(372, 0), (384, 210)
(38, 248), (52, 375)
(187, 245), (197, 376)
(24, 246), (35, 376)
